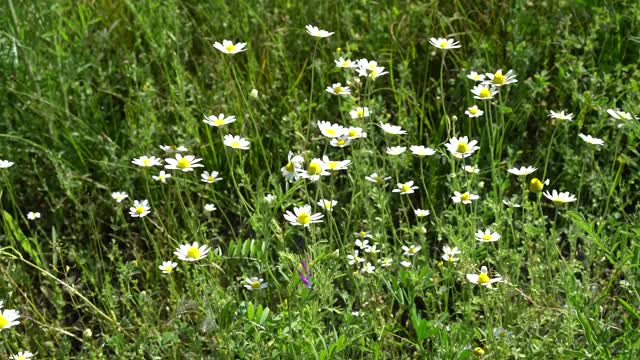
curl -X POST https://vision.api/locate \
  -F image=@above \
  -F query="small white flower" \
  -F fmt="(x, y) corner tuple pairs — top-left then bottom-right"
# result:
(244, 277), (268, 290)
(26, 212), (41, 221)
(201, 170), (223, 184)
(507, 166), (537, 176)
(317, 199), (337, 212)
(463, 165), (480, 174)
(326, 83), (351, 96)
(349, 107), (370, 119)
(485, 69), (517, 86)
(317, 120), (345, 138)
(322, 155), (351, 171)
(441, 245), (461, 263)
(466, 266), (502, 288)
(607, 108), (636, 121)
(132, 156), (162, 167)
(377, 123), (406, 135)
(365, 243), (380, 254)
(335, 57), (357, 68)
(471, 84), (498, 100)
(467, 71), (486, 82)
(355, 230), (373, 239)
(543, 189), (577, 204)
(203, 113), (236, 127)
(502, 199), (521, 208)
(445, 136), (480, 159)
(0, 306), (20, 331)
(299, 158), (330, 182)
(465, 105), (484, 118)
(330, 136), (352, 148)
(493, 327), (512, 340)
(159, 145), (187, 153)
(429, 37), (461, 49)
(392, 181), (419, 195)
(129, 200), (151, 218)
(305, 25), (334, 38)
(0, 160), (15, 168)
(223, 134), (250, 150)
(361, 262), (376, 274)
(9, 351), (34, 360)
(249, 89), (259, 98)
(347, 250), (365, 265)
(410, 145), (436, 156)
(283, 204), (324, 227)
(355, 239), (370, 249)
(264, 194), (276, 203)
(414, 209), (430, 217)
(475, 229), (501, 243)
(281, 151), (304, 183)
(548, 110), (574, 121)
(159, 261), (177, 274)
(152, 170), (172, 183)
(365, 172), (391, 184)
(578, 133), (604, 146)
(378, 258), (393, 267)
(344, 126), (367, 139)
(213, 40), (247, 54)
(386, 146), (407, 156)
(111, 191), (128, 203)
(452, 191), (479, 204)
(400, 260), (412, 268)
(402, 244), (421, 256)
(174, 242), (210, 261)
(204, 203), (217, 212)
(164, 154), (204, 172)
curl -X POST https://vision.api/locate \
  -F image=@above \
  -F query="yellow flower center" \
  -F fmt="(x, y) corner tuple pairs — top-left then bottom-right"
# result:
(0, 314), (9, 328)
(225, 44), (236, 52)
(401, 184), (411, 193)
(461, 193), (470, 201)
(186, 246), (201, 259)
(552, 199), (565, 204)
(214, 119), (225, 126)
(285, 162), (295, 172)
(325, 128), (336, 136)
(324, 202), (332, 209)
(347, 129), (357, 137)
(357, 110), (364, 117)
(409, 247), (416, 254)
(177, 158), (190, 169)
(163, 266), (173, 273)
(482, 234), (492, 241)
(370, 70), (378, 78)
(341, 61), (349, 66)
(297, 213), (311, 225)
(479, 88), (491, 98)
(135, 206), (145, 215)
(439, 41), (448, 48)
(337, 139), (346, 145)
(456, 142), (469, 153)
(334, 86), (342, 94)
(477, 273), (491, 285)
(208, 176), (215, 182)
(251, 281), (261, 289)
(326, 161), (338, 170)
(473, 74), (480, 80)
(170, 145), (177, 150)
(230, 141), (241, 148)
(308, 162), (322, 175)
(142, 158), (151, 166)
(18, 356), (26, 360)
(469, 107), (478, 114)
(493, 72), (505, 84)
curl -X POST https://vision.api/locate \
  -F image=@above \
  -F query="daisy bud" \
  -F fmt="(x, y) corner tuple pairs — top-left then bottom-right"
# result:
(529, 178), (544, 193)
(473, 347), (485, 356)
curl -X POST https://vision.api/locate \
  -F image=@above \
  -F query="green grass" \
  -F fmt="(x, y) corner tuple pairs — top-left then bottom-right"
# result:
(1, 0), (640, 358)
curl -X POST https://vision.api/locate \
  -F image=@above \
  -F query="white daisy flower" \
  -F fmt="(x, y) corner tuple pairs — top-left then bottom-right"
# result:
(299, 158), (330, 182)
(463, 165), (480, 173)
(471, 84), (498, 100)
(204, 203), (217, 212)
(355, 239), (370, 250)
(213, 40), (247, 54)
(26, 212), (40, 221)
(159, 145), (187, 153)
(578, 133), (604, 146)
(378, 258), (393, 267)
(548, 110), (574, 121)
(386, 146), (407, 156)
(502, 199), (521, 208)
(159, 261), (177, 274)
(348, 251), (365, 265)
(445, 136), (480, 159)
(317, 120), (345, 138)
(283, 204), (324, 227)
(442, 246), (461, 263)
(10, 351), (34, 360)
(400, 260), (412, 268)
(377, 123), (406, 135)
(349, 107), (370, 119)
(129, 200), (151, 218)
(0, 305), (20, 331)
(111, 191), (128, 203)
(429, 37), (461, 50)
(326, 83), (351, 96)
(0, 160), (15, 168)
(201, 170), (223, 184)
(485, 69), (517, 86)
(361, 262), (376, 274)
(410, 145), (436, 156)
(305, 25), (334, 38)
(317, 199), (337, 212)
(244, 277), (268, 290)
(223, 134), (250, 150)
(330, 136), (352, 148)
(335, 57), (357, 68)
(392, 181), (419, 195)
(402, 244), (421, 256)
(281, 151), (304, 183)
(507, 166), (537, 176)
(475, 229), (501, 242)
(467, 71), (486, 82)
(344, 126), (367, 139)
(164, 154), (204, 172)
(414, 209), (430, 217)
(365, 172), (392, 184)
(131, 155), (162, 167)
(322, 155), (351, 171)
(203, 113), (236, 127)
(543, 190), (577, 204)
(451, 191), (479, 204)
(174, 242), (210, 261)
(152, 170), (172, 183)
(466, 266), (503, 288)
(607, 109), (636, 121)
(465, 105), (484, 118)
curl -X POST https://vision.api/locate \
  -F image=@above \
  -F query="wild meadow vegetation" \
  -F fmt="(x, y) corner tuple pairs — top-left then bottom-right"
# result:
(1, 0), (640, 358)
